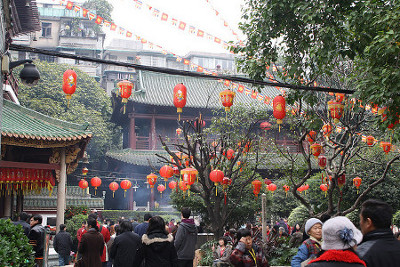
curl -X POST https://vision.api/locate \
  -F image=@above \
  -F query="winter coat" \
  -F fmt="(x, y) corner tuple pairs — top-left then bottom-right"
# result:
(229, 242), (269, 267)
(82, 223), (110, 262)
(174, 219), (198, 260)
(53, 230), (73, 256)
(78, 228), (104, 267)
(138, 230), (178, 267)
(110, 231), (142, 267)
(291, 238), (321, 267)
(14, 220), (30, 236)
(28, 223), (45, 258)
(213, 245), (232, 263)
(307, 250), (366, 267)
(357, 228), (400, 267)
(134, 222), (149, 237)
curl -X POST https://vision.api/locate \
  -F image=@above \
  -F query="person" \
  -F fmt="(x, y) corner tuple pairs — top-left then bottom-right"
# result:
(138, 215), (178, 266)
(357, 199), (400, 267)
(395, 232), (400, 241)
(135, 213), (152, 237)
(278, 227), (288, 237)
(77, 221), (86, 244)
(278, 218), (289, 234)
(106, 224), (117, 267)
(291, 218), (323, 267)
(78, 218), (105, 267)
(28, 214), (45, 267)
(110, 219), (142, 267)
(13, 211), (30, 236)
(53, 224), (73, 266)
(229, 228), (269, 267)
(131, 217), (139, 231)
(87, 213), (111, 266)
(308, 216), (365, 267)
(291, 223), (301, 235)
(212, 236), (232, 267)
(174, 207), (198, 267)
(168, 219), (177, 234)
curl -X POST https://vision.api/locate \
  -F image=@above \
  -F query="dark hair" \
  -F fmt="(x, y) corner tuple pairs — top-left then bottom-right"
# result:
(60, 224), (66, 231)
(219, 236), (228, 246)
(88, 213), (98, 221)
(395, 232), (400, 239)
(320, 214), (331, 223)
(236, 228), (251, 242)
(87, 218), (99, 231)
(115, 225), (120, 235)
(181, 207), (191, 219)
(119, 219), (133, 233)
(19, 212), (29, 222)
(31, 214), (43, 224)
(147, 216), (168, 235)
(361, 199), (393, 229)
(144, 213), (152, 221)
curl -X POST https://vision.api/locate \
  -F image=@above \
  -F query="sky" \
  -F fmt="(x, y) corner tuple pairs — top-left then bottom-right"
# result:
(105, 0), (247, 56)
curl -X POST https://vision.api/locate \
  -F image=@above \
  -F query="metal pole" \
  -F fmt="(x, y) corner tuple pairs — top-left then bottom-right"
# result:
(56, 147), (66, 233)
(261, 193), (267, 243)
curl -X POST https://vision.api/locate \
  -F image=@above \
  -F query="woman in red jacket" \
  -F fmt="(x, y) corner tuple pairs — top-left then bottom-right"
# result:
(78, 218), (104, 267)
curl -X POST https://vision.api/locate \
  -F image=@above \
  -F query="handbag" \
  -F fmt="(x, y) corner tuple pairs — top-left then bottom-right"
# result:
(74, 255), (84, 267)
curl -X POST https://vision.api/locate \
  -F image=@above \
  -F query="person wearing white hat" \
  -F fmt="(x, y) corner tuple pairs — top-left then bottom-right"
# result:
(291, 218), (323, 267)
(307, 216), (366, 267)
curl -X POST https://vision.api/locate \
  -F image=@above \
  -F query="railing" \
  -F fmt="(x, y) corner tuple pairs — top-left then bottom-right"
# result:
(136, 136), (150, 150)
(275, 139), (301, 153)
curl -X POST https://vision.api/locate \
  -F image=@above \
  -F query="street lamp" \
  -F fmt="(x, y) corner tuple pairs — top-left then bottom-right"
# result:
(1, 55), (40, 86)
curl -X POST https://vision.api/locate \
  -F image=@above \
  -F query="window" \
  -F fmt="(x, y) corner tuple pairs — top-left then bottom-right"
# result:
(109, 55), (117, 60)
(127, 56), (135, 63)
(41, 22), (52, 37)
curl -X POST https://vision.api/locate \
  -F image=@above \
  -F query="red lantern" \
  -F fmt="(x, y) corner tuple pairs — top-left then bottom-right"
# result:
(310, 143), (322, 157)
(176, 128), (182, 136)
(181, 167), (198, 191)
(91, 176), (101, 195)
(273, 95), (286, 132)
(178, 180), (188, 192)
(366, 136), (375, 146)
(62, 69), (77, 107)
(82, 167), (88, 176)
(225, 149), (235, 160)
(78, 179), (88, 194)
(328, 101), (344, 124)
(318, 155), (327, 169)
(173, 166), (180, 176)
(380, 142), (392, 154)
(320, 184), (328, 197)
(297, 185), (305, 193)
(283, 185), (290, 197)
(353, 177), (362, 193)
(109, 182), (119, 198)
(120, 179), (132, 197)
(147, 173), (157, 188)
(117, 80), (133, 114)
(222, 177), (232, 205)
(260, 122), (271, 131)
(335, 93), (345, 102)
(307, 131), (317, 144)
(160, 165), (174, 182)
(210, 169), (224, 195)
(219, 89), (236, 112)
(264, 178), (272, 185)
(168, 180), (177, 190)
(173, 83), (187, 120)
(267, 183), (277, 195)
(338, 174), (346, 188)
(194, 119), (206, 128)
(157, 184), (166, 195)
(252, 180), (262, 197)
(322, 124), (333, 138)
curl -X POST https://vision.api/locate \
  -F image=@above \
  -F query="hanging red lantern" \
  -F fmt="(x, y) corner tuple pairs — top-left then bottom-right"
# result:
(178, 180), (188, 192)
(338, 174), (346, 188)
(117, 80), (133, 114)
(335, 93), (345, 102)
(82, 167), (88, 176)
(380, 142), (392, 154)
(90, 176), (101, 195)
(173, 83), (187, 120)
(297, 185), (305, 193)
(322, 124), (333, 138)
(160, 165), (174, 182)
(318, 155), (327, 169)
(210, 169), (224, 195)
(173, 166), (180, 176)
(267, 183), (277, 195)
(353, 177), (362, 193)
(120, 179), (132, 197)
(260, 122), (271, 131)
(78, 179), (88, 195)
(366, 136), (375, 146)
(176, 128), (182, 136)
(194, 119), (206, 128)
(109, 182), (119, 198)
(219, 89), (236, 112)
(264, 179), (272, 185)
(224, 149), (235, 160)
(273, 95), (286, 132)
(307, 131), (317, 144)
(181, 167), (198, 191)
(147, 173), (157, 188)
(328, 101), (344, 124)
(62, 69), (77, 107)
(222, 177), (232, 205)
(310, 143), (322, 157)
(283, 185), (290, 197)
(157, 184), (166, 195)
(168, 180), (177, 190)
(320, 184), (328, 197)
(252, 180), (262, 197)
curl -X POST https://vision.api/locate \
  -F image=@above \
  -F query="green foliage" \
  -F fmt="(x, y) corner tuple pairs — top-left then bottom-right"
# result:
(66, 214), (87, 242)
(82, 0), (113, 34)
(16, 61), (121, 169)
(198, 240), (215, 266)
(65, 205), (89, 220)
(393, 210), (400, 227)
(100, 210), (180, 222)
(288, 205), (309, 226)
(346, 209), (360, 228)
(0, 219), (35, 266)
(268, 236), (298, 266)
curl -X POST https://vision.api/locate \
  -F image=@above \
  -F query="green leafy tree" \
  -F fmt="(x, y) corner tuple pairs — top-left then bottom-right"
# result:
(83, 0), (113, 34)
(66, 214), (87, 243)
(16, 61), (121, 169)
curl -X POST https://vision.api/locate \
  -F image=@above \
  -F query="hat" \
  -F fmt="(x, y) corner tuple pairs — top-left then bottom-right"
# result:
(321, 216), (363, 250)
(305, 218), (323, 234)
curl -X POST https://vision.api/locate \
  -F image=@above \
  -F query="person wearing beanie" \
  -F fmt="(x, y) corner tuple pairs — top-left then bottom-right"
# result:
(307, 216), (365, 267)
(291, 218), (323, 267)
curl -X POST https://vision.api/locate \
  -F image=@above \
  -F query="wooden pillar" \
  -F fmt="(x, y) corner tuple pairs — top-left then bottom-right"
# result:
(129, 115), (136, 149)
(56, 147), (66, 233)
(3, 193), (12, 218)
(151, 115), (156, 150)
(150, 188), (155, 210)
(128, 188), (134, 210)
(16, 189), (23, 214)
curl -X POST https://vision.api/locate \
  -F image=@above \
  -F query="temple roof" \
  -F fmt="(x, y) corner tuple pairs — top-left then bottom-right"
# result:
(129, 70), (281, 109)
(2, 99), (92, 146)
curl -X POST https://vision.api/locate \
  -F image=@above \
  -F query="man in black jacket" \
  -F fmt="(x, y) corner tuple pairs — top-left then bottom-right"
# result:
(28, 214), (45, 267)
(13, 212), (30, 236)
(174, 207), (198, 267)
(53, 224), (73, 266)
(358, 199), (400, 267)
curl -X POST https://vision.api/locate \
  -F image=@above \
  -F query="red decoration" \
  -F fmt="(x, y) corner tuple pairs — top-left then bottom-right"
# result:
(322, 124), (333, 138)
(225, 149), (235, 160)
(109, 182), (119, 198)
(117, 80), (133, 114)
(328, 101), (344, 124)
(79, 179), (88, 195)
(267, 183), (277, 195)
(62, 69), (77, 107)
(273, 95), (286, 131)
(338, 174), (346, 188)
(168, 180), (177, 190)
(264, 179), (272, 185)
(353, 177), (362, 193)
(318, 155), (327, 169)
(81, 167), (88, 176)
(260, 121), (271, 131)
(252, 180), (262, 197)
(178, 181), (188, 192)
(90, 176), (101, 195)
(335, 93), (345, 102)
(209, 169), (224, 195)
(380, 141), (392, 154)
(222, 177), (232, 205)
(181, 167), (198, 192)
(120, 179), (132, 197)
(176, 128), (182, 136)
(173, 83), (187, 120)
(173, 166), (180, 176)
(307, 131), (317, 143)
(219, 89), (236, 112)
(194, 119), (206, 128)
(366, 136), (375, 146)
(283, 184), (290, 197)
(310, 143), (322, 157)
(320, 184), (328, 197)
(160, 165), (174, 182)
(147, 173), (157, 188)
(157, 184), (166, 195)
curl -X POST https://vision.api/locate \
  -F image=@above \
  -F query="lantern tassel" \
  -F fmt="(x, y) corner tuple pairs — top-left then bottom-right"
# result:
(178, 113), (181, 121)
(215, 185), (218, 196)
(123, 104), (126, 114)
(224, 192), (227, 205)
(95, 188), (97, 195)
(113, 191), (115, 198)
(279, 125), (281, 132)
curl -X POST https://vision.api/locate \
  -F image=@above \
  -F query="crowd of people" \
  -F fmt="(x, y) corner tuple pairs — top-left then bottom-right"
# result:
(10, 198), (400, 267)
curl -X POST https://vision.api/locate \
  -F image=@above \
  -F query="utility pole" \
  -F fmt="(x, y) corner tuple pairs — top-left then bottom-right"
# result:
(261, 193), (267, 242)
